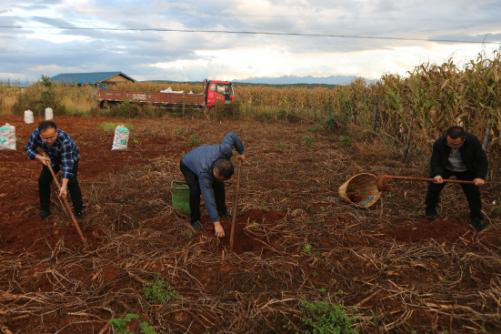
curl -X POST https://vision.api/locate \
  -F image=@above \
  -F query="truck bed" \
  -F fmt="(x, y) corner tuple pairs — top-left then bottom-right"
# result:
(98, 89), (205, 107)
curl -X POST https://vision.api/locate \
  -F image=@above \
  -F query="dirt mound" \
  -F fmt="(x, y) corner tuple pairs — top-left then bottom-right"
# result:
(385, 218), (471, 243)
(202, 209), (285, 254)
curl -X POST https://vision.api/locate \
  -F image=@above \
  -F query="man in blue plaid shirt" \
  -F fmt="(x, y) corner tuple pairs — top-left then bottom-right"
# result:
(25, 121), (83, 219)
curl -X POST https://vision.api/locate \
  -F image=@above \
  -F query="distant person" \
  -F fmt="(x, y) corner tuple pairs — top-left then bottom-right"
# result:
(25, 121), (83, 219)
(425, 126), (488, 231)
(180, 132), (245, 238)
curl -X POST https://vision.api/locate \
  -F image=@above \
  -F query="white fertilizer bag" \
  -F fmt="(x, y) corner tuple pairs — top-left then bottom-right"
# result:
(24, 110), (34, 124)
(111, 125), (129, 150)
(45, 107), (53, 120)
(0, 123), (16, 150)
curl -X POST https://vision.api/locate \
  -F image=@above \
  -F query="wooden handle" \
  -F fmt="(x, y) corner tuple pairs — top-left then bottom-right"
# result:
(43, 154), (87, 246)
(381, 175), (477, 185)
(229, 160), (242, 251)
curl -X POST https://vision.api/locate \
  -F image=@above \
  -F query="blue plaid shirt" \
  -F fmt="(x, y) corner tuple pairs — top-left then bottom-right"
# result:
(25, 128), (80, 179)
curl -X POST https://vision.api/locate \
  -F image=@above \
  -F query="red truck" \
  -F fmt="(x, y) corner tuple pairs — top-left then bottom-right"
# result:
(98, 79), (235, 109)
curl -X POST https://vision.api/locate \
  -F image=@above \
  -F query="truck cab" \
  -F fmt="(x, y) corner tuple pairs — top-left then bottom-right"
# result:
(204, 80), (234, 108)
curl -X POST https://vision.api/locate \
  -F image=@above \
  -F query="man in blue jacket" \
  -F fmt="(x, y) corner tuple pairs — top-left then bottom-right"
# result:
(180, 132), (245, 237)
(25, 121), (83, 220)
(425, 126), (488, 231)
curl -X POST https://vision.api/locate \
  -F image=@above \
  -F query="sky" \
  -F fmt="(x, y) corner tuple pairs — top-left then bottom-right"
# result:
(0, 0), (500, 83)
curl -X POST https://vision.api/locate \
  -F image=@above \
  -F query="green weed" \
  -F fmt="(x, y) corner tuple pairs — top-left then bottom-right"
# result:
(108, 313), (139, 334)
(299, 300), (358, 334)
(139, 321), (158, 334)
(189, 134), (200, 146)
(143, 279), (178, 304)
(339, 135), (351, 146)
(303, 243), (313, 255)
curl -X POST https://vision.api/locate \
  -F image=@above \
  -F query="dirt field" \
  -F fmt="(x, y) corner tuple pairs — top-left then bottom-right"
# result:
(0, 115), (500, 333)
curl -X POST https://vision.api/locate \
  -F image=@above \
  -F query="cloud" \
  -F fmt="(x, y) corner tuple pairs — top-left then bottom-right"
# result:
(31, 15), (75, 27)
(0, 0), (500, 81)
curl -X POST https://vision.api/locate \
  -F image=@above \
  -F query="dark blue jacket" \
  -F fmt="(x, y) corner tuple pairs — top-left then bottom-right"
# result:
(181, 132), (244, 221)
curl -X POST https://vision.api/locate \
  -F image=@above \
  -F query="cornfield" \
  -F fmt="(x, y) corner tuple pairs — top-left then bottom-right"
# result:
(363, 52), (501, 162)
(2, 51), (500, 164)
(0, 84), (20, 115)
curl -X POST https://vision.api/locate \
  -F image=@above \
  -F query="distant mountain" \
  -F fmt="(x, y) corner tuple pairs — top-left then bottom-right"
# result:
(236, 75), (364, 85)
(143, 75), (371, 86)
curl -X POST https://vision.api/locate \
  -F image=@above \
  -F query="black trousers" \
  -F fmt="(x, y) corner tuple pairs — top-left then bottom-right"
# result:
(39, 162), (83, 213)
(180, 162), (227, 223)
(425, 169), (482, 219)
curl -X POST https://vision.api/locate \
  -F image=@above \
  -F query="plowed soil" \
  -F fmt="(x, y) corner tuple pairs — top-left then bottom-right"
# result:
(1, 114), (500, 334)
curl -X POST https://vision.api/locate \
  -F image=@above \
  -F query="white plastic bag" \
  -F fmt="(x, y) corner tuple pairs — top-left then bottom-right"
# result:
(160, 87), (184, 94)
(111, 125), (129, 150)
(24, 110), (34, 124)
(0, 123), (16, 150)
(45, 107), (53, 120)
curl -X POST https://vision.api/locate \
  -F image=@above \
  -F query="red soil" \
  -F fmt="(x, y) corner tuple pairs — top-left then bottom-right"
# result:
(0, 116), (175, 257)
(385, 218), (472, 243)
(202, 209), (285, 254)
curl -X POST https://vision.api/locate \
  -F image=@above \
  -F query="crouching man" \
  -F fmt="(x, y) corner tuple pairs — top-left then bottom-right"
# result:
(425, 126), (488, 231)
(180, 132), (245, 237)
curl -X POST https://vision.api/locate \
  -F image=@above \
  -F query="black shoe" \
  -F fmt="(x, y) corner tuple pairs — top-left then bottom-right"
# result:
(470, 218), (486, 232)
(424, 214), (438, 221)
(191, 220), (203, 231)
(74, 210), (84, 219)
(40, 209), (51, 219)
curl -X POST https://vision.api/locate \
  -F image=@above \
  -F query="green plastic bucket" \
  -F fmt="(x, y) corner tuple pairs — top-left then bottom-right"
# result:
(171, 180), (190, 215)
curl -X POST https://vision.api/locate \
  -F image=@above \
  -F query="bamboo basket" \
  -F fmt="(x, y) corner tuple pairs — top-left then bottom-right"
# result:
(339, 173), (382, 208)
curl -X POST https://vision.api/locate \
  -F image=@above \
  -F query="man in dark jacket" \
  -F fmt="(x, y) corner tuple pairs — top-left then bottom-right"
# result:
(25, 121), (83, 219)
(180, 132), (245, 238)
(425, 126), (488, 231)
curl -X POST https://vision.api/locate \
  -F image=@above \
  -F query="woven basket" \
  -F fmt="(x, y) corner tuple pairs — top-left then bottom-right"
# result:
(339, 173), (382, 208)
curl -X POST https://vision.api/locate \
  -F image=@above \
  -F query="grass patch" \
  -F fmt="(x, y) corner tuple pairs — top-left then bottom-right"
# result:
(98, 122), (134, 132)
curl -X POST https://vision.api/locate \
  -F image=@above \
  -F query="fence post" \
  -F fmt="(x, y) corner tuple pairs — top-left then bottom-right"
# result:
(182, 94), (185, 116)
